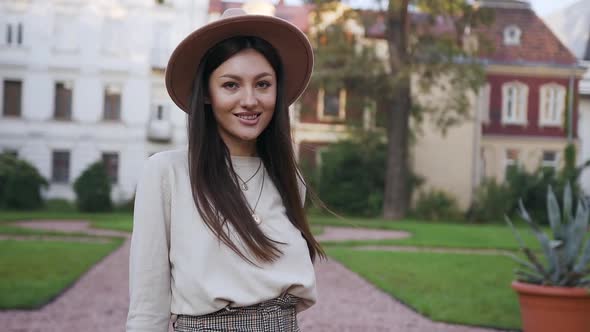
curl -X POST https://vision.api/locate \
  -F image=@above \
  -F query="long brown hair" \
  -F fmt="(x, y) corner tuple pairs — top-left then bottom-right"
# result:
(187, 36), (325, 265)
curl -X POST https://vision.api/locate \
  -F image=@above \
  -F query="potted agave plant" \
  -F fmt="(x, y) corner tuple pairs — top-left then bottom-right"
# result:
(505, 183), (590, 332)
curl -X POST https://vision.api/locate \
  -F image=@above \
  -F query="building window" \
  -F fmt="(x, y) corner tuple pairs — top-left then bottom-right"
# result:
(52, 150), (70, 183)
(317, 87), (346, 120)
(502, 82), (528, 125)
(6, 24), (11, 45)
(157, 105), (164, 120)
(324, 92), (340, 117)
(541, 151), (559, 171)
(539, 83), (565, 127)
(479, 83), (490, 124)
(1, 149), (18, 158)
(104, 85), (121, 121)
(152, 104), (169, 121)
(3, 22), (24, 47)
(54, 81), (73, 120)
(3, 80), (22, 117)
(503, 25), (521, 46)
(102, 152), (119, 184)
(17, 23), (22, 45)
(505, 149), (519, 180)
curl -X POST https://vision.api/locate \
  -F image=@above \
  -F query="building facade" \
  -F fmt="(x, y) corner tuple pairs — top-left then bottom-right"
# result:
(208, 0), (586, 209)
(0, 0), (209, 203)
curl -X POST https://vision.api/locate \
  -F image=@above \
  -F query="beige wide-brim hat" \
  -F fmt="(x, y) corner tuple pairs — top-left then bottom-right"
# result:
(165, 8), (314, 113)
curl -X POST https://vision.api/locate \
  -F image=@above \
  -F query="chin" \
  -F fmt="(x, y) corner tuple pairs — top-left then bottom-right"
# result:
(231, 130), (262, 142)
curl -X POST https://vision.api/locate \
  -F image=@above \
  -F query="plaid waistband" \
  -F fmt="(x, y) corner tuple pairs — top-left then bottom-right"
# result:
(173, 293), (301, 332)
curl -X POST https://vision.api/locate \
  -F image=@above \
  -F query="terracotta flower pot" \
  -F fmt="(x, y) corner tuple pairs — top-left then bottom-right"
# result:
(512, 281), (590, 332)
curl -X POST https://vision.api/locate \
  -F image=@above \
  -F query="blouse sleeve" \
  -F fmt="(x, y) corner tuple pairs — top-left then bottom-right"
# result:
(126, 157), (172, 332)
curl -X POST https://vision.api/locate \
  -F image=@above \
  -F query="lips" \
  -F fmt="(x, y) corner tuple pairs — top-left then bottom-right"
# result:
(235, 113), (260, 120)
(234, 112), (261, 126)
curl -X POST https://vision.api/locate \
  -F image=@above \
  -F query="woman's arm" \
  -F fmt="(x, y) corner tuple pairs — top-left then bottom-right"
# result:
(126, 157), (172, 332)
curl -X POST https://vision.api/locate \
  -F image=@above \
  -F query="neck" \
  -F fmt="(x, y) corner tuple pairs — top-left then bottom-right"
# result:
(225, 139), (257, 157)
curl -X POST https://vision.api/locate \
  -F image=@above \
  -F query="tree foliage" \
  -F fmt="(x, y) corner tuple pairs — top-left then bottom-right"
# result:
(306, 0), (494, 219)
(0, 153), (48, 210)
(73, 161), (113, 212)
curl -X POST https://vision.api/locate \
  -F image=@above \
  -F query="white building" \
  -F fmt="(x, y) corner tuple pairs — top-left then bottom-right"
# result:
(0, 0), (209, 203)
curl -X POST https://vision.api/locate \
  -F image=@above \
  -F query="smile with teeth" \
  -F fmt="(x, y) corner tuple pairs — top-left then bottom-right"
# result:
(235, 113), (260, 120)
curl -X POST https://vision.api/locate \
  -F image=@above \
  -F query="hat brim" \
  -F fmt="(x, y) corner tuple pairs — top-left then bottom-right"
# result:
(165, 14), (314, 113)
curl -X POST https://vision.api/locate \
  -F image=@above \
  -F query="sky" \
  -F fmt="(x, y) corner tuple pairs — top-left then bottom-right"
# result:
(529, 0), (580, 17)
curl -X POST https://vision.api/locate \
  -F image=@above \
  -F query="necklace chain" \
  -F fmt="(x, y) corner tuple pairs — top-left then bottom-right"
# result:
(235, 159), (262, 191)
(250, 167), (265, 224)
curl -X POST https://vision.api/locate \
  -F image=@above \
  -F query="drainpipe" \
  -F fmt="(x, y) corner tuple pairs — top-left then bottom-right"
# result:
(568, 67), (574, 143)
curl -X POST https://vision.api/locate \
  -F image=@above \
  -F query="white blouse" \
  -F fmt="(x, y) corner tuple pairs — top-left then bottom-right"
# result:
(126, 149), (317, 332)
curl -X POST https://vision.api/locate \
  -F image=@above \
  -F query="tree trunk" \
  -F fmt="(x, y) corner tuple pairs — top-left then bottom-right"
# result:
(383, 86), (411, 219)
(382, 0), (410, 220)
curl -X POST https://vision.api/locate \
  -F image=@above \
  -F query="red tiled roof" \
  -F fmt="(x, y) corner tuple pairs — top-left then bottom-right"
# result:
(475, 7), (576, 65)
(207, 1), (576, 66)
(361, 7), (576, 66)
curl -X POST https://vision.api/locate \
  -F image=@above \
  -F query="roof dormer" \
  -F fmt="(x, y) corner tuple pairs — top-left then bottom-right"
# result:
(503, 24), (521, 45)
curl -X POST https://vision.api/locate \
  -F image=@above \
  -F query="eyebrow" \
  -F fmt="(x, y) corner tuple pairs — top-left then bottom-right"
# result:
(219, 72), (274, 80)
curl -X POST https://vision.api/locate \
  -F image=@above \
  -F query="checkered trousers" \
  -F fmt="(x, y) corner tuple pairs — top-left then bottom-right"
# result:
(173, 293), (301, 332)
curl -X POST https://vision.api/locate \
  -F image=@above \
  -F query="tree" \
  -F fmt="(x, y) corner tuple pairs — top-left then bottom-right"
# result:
(307, 0), (493, 219)
(0, 153), (48, 210)
(73, 161), (113, 212)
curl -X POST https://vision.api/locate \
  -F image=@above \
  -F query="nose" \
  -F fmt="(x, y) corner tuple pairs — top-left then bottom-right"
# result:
(240, 88), (258, 109)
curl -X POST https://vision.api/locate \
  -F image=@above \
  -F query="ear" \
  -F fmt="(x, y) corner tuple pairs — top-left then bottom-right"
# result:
(204, 94), (211, 105)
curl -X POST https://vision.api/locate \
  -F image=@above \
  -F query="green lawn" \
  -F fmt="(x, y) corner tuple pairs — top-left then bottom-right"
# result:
(0, 210), (129, 309)
(311, 215), (540, 251)
(0, 210), (526, 329)
(0, 239), (123, 309)
(327, 247), (521, 330)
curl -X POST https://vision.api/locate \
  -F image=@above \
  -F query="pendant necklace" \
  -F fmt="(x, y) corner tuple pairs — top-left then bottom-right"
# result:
(235, 159), (262, 191)
(251, 167), (265, 225)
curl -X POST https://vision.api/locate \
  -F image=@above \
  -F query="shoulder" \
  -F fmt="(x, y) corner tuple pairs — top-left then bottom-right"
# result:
(148, 148), (187, 166)
(140, 148), (187, 183)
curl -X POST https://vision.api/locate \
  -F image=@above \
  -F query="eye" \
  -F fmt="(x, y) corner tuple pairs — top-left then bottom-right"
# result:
(257, 81), (272, 89)
(222, 82), (239, 90)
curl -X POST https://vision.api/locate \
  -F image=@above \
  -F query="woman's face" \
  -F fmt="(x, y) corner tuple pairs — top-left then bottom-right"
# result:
(208, 48), (277, 156)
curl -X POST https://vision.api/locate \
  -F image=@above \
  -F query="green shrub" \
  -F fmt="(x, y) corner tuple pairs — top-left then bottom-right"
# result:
(468, 178), (513, 223)
(317, 131), (387, 216)
(73, 161), (112, 212)
(469, 143), (590, 224)
(0, 154), (48, 210)
(412, 189), (463, 221)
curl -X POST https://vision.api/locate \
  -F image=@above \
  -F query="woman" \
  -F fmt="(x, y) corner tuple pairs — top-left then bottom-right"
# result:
(126, 8), (325, 332)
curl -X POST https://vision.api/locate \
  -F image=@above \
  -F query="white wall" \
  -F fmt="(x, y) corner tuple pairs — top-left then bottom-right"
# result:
(0, 0), (207, 203)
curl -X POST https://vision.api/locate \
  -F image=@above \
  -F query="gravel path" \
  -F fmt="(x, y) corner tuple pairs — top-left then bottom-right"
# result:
(0, 221), (507, 332)
(315, 226), (411, 241)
